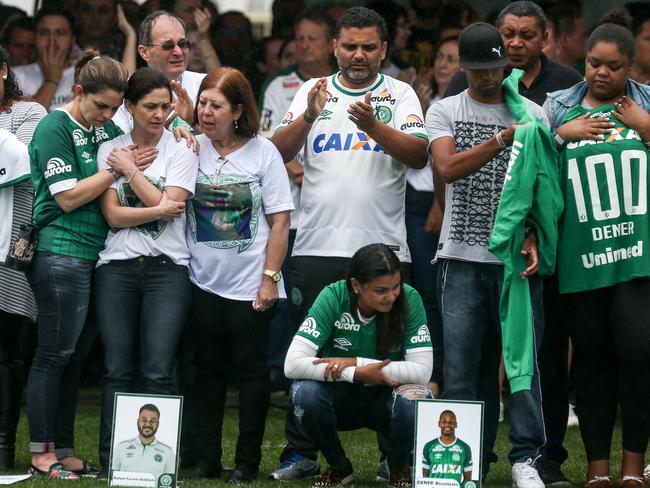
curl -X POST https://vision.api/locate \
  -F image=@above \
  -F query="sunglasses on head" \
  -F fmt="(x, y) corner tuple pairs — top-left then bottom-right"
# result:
(146, 39), (192, 50)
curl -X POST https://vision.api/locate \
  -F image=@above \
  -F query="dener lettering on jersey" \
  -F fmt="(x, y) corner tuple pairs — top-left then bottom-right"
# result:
(298, 317), (320, 338)
(592, 221), (634, 241)
(313, 132), (388, 154)
(411, 324), (431, 344)
(581, 240), (643, 269)
(44, 157), (73, 178)
(334, 312), (360, 331)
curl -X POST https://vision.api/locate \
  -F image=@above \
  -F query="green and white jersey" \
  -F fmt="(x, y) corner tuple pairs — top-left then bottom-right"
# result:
(112, 437), (176, 477)
(295, 280), (431, 360)
(558, 104), (650, 293)
(29, 109), (123, 260)
(277, 73), (428, 262)
(422, 437), (473, 485)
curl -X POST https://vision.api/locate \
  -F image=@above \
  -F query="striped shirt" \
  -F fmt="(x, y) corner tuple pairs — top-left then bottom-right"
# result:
(0, 101), (47, 320)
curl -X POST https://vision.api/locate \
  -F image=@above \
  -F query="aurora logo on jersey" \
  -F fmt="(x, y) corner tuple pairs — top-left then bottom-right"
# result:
(371, 89), (396, 106)
(313, 132), (387, 154)
(325, 90), (339, 103)
(581, 241), (643, 269)
(334, 313), (360, 331)
(400, 114), (424, 131)
(411, 324), (431, 344)
(298, 317), (320, 338)
(44, 157), (73, 178)
(281, 111), (294, 125)
(93, 127), (110, 144)
(73, 129), (88, 146)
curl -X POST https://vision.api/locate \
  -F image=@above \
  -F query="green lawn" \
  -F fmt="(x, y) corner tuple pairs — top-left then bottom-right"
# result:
(8, 390), (638, 487)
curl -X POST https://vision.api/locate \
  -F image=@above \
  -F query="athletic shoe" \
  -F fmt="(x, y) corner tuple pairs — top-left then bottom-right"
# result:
(388, 466), (412, 488)
(28, 463), (80, 479)
(70, 460), (100, 477)
(269, 454), (320, 481)
(499, 401), (505, 423)
(643, 464), (650, 484)
(541, 461), (571, 486)
(376, 458), (390, 482)
(313, 459), (353, 487)
(567, 404), (579, 427)
(512, 459), (544, 488)
(226, 465), (258, 484)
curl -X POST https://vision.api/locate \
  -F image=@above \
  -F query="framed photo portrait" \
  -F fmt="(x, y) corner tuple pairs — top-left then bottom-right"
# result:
(109, 393), (183, 488)
(413, 399), (484, 488)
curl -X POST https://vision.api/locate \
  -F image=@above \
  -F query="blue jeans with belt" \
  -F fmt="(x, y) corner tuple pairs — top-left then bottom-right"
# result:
(289, 379), (431, 471)
(438, 259), (546, 471)
(26, 251), (97, 456)
(95, 255), (191, 467)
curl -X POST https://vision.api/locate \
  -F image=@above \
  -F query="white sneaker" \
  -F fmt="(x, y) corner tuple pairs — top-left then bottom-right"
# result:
(567, 404), (579, 428)
(643, 464), (650, 484)
(499, 401), (505, 423)
(512, 459), (544, 488)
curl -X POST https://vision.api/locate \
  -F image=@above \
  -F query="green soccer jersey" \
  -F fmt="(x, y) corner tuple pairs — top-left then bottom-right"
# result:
(29, 109), (123, 260)
(557, 104), (650, 293)
(422, 437), (473, 485)
(295, 280), (431, 360)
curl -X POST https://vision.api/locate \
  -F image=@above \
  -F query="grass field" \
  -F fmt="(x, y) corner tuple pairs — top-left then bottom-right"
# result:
(7, 390), (639, 488)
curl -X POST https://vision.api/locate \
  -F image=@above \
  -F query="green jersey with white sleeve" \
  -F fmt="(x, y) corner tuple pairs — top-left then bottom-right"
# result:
(557, 104), (650, 293)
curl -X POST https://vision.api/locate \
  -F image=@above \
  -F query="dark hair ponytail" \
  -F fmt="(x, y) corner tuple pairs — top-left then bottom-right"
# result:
(346, 243), (406, 358)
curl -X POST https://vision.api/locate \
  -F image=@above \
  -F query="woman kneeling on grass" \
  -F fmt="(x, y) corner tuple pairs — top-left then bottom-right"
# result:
(284, 243), (434, 488)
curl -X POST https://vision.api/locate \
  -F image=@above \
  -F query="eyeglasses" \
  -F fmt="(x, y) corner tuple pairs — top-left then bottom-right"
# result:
(145, 39), (192, 50)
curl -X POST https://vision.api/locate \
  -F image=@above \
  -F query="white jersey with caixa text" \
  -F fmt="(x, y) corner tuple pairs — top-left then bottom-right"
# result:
(277, 73), (427, 262)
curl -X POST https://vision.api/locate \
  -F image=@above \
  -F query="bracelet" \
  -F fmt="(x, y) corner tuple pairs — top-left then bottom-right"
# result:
(554, 132), (566, 148)
(126, 168), (139, 185)
(44, 78), (60, 85)
(495, 131), (507, 149)
(303, 111), (315, 124)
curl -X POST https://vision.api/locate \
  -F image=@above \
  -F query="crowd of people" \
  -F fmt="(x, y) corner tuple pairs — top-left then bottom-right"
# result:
(0, 0), (649, 487)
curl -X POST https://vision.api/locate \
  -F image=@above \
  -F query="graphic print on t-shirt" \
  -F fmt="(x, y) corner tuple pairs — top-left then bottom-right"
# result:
(449, 120), (508, 247)
(117, 175), (168, 239)
(189, 174), (261, 252)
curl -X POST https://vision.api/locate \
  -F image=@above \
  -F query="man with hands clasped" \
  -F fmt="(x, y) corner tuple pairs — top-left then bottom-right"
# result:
(270, 6), (429, 483)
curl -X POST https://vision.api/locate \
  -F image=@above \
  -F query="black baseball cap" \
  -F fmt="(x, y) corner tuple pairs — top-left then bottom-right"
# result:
(458, 22), (508, 70)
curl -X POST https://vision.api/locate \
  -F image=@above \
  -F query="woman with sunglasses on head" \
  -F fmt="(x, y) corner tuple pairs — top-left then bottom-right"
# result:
(544, 12), (650, 488)
(26, 48), (131, 479)
(94, 67), (199, 472)
(284, 243), (433, 487)
(186, 67), (292, 482)
(0, 45), (47, 471)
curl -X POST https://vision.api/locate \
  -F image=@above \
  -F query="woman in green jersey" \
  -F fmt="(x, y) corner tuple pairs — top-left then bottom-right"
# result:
(284, 243), (433, 487)
(544, 15), (650, 488)
(26, 49), (131, 479)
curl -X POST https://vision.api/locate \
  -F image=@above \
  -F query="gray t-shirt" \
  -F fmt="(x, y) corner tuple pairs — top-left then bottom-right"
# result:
(426, 89), (548, 264)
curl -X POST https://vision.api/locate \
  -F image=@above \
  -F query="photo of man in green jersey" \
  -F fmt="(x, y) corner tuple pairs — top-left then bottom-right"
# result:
(421, 410), (473, 485)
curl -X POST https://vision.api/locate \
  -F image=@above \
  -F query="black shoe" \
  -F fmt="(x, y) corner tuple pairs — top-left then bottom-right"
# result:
(185, 462), (222, 479)
(542, 460), (571, 486)
(226, 465), (259, 484)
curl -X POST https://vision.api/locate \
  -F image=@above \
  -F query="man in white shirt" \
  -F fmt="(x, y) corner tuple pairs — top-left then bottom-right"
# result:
(112, 10), (206, 132)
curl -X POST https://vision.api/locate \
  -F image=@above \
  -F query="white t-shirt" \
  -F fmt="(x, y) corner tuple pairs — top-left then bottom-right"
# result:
(112, 70), (206, 133)
(426, 89), (548, 264)
(259, 66), (308, 230)
(96, 130), (198, 266)
(14, 63), (75, 110)
(277, 72), (428, 262)
(187, 135), (294, 300)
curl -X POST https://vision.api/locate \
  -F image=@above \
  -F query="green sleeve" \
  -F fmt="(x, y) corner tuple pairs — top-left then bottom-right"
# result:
(294, 282), (343, 351)
(402, 285), (432, 351)
(421, 440), (433, 468)
(31, 118), (79, 187)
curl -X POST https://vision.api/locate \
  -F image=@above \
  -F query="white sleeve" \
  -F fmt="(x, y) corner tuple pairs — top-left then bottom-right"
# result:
(259, 139), (294, 214)
(275, 80), (313, 132)
(284, 336), (356, 383)
(426, 98), (455, 143)
(165, 140), (199, 197)
(357, 347), (433, 385)
(259, 79), (284, 139)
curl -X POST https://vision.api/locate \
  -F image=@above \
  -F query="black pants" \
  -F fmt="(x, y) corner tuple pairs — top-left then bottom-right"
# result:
(538, 275), (569, 466)
(562, 279), (650, 461)
(189, 285), (273, 469)
(281, 255), (411, 462)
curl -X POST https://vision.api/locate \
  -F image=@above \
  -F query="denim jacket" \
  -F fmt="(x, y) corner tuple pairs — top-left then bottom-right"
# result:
(543, 78), (650, 133)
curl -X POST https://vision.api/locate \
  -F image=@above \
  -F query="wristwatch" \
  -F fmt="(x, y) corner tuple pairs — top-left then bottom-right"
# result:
(263, 269), (282, 282)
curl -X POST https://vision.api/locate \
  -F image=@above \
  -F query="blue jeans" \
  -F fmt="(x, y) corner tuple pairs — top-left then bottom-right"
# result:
(405, 184), (442, 385)
(438, 259), (546, 470)
(95, 256), (191, 467)
(26, 251), (97, 455)
(289, 380), (430, 470)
